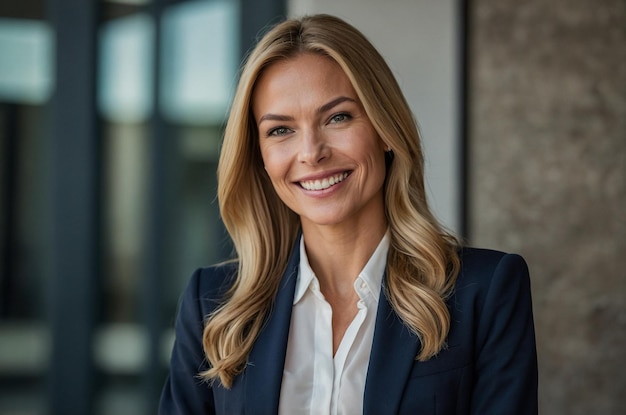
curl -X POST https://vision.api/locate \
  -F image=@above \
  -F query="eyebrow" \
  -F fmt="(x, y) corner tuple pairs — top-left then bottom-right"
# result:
(258, 113), (294, 123)
(318, 96), (356, 115)
(257, 96), (356, 124)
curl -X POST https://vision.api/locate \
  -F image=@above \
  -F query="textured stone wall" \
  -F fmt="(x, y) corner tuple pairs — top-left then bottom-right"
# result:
(468, 1), (626, 414)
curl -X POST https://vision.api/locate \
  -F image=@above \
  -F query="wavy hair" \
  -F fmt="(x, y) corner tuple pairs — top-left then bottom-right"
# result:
(202, 14), (460, 388)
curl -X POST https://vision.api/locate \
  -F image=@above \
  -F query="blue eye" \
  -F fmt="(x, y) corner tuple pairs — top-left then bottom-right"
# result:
(329, 113), (351, 124)
(268, 127), (292, 137)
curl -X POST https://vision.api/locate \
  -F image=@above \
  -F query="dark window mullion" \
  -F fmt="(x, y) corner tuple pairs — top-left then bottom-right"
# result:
(47, 0), (101, 414)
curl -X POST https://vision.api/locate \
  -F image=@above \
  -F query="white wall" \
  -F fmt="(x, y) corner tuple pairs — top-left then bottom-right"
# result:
(288, 0), (461, 233)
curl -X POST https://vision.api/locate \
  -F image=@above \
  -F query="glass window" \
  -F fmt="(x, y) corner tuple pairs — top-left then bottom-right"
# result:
(0, 16), (54, 415)
(0, 18), (53, 104)
(99, 13), (154, 123)
(96, 1), (239, 413)
(161, 0), (239, 124)
(0, 0), (282, 413)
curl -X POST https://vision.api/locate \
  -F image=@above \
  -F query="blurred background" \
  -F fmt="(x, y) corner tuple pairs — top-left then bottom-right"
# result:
(0, 0), (623, 414)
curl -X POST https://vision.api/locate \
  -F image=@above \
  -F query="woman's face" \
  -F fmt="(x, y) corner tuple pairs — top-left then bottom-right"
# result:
(252, 53), (388, 230)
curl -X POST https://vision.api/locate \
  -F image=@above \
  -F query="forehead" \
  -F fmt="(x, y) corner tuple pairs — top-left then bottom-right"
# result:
(253, 53), (356, 101)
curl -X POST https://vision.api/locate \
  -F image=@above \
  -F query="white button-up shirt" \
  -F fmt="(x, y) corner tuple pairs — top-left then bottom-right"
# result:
(278, 232), (390, 415)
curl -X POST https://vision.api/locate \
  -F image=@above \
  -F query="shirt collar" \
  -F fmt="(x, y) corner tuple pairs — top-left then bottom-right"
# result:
(357, 230), (390, 302)
(294, 237), (316, 305)
(293, 231), (390, 305)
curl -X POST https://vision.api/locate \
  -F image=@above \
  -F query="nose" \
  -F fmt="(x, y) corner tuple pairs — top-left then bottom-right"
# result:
(297, 128), (329, 165)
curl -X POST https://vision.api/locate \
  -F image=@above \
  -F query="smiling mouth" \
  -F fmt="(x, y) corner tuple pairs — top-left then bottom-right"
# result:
(299, 172), (350, 191)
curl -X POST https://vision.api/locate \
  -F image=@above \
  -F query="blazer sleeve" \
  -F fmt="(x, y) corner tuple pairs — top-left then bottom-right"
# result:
(471, 253), (538, 414)
(159, 268), (216, 415)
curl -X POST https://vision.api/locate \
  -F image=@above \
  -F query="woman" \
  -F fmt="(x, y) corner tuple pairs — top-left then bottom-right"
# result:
(159, 14), (537, 415)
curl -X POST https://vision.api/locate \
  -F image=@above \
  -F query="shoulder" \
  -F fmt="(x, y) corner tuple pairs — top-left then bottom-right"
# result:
(455, 247), (529, 291)
(180, 262), (238, 316)
(443, 246), (535, 360)
(160, 263), (238, 414)
(458, 246), (528, 275)
(448, 247), (532, 333)
(196, 262), (238, 294)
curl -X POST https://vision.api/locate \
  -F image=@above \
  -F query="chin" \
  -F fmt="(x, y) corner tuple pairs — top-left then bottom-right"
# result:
(299, 213), (348, 228)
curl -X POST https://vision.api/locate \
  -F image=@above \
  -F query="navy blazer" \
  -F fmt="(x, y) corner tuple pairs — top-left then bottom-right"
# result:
(159, 241), (538, 414)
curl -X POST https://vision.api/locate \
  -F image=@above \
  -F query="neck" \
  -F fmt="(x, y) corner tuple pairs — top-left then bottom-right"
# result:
(301, 219), (387, 298)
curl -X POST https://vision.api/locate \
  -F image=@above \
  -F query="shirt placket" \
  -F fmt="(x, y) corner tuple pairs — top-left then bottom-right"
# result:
(310, 278), (334, 415)
(331, 277), (370, 415)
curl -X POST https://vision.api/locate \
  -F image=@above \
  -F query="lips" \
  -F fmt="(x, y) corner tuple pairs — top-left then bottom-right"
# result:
(299, 172), (349, 191)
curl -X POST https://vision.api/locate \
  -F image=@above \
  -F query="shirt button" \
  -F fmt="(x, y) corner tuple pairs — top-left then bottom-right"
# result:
(360, 281), (367, 290)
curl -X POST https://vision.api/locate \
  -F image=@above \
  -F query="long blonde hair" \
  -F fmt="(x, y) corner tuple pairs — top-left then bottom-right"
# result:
(202, 14), (460, 388)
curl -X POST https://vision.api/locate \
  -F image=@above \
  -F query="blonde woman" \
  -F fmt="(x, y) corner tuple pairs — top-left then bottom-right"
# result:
(160, 14), (537, 415)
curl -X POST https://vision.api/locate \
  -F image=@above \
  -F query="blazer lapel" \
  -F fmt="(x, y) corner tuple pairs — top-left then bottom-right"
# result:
(363, 280), (421, 415)
(243, 237), (300, 415)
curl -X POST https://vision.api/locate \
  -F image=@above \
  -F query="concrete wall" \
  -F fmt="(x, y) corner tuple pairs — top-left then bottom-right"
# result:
(469, 1), (626, 413)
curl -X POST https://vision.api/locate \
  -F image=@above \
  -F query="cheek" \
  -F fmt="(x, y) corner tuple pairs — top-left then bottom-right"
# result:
(368, 152), (388, 183)
(260, 145), (290, 183)
(364, 142), (388, 184)
(346, 131), (387, 169)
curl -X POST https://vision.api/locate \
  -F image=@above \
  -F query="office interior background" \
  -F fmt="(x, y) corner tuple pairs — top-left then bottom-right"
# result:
(0, 0), (623, 414)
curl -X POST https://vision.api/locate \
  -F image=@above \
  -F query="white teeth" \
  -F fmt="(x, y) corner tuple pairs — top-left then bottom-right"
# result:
(300, 172), (348, 191)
